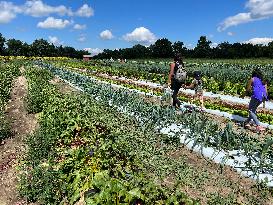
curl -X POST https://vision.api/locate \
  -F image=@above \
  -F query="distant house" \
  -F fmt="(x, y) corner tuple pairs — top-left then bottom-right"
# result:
(83, 55), (92, 61)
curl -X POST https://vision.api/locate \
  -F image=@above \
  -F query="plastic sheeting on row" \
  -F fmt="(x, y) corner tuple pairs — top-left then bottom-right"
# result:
(59, 71), (273, 130)
(99, 73), (273, 110)
(179, 101), (273, 130)
(54, 72), (273, 187)
(160, 124), (273, 187)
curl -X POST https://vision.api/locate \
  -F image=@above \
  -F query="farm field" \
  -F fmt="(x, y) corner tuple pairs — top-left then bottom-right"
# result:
(0, 58), (273, 204)
(49, 59), (273, 125)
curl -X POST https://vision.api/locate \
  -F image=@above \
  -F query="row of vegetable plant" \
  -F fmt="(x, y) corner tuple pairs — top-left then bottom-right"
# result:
(21, 65), (200, 204)
(20, 64), (272, 204)
(0, 61), (20, 141)
(54, 65), (273, 126)
(50, 59), (273, 98)
(35, 61), (273, 178)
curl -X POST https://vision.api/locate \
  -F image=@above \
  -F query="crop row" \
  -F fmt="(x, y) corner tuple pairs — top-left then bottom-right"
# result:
(21, 65), (200, 204)
(36, 61), (273, 177)
(21, 64), (273, 204)
(50, 59), (273, 99)
(53, 65), (273, 126)
(0, 61), (20, 141)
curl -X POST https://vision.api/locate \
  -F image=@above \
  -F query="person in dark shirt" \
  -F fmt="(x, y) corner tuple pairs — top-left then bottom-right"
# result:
(167, 54), (186, 108)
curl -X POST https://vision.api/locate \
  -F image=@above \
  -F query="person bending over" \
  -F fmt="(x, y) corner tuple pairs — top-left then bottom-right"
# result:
(243, 69), (268, 132)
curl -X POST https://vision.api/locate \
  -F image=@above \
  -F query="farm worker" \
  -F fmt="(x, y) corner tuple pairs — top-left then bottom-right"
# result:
(184, 71), (205, 110)
(167, 53), (187, 108)
(243, 69), (268, 132)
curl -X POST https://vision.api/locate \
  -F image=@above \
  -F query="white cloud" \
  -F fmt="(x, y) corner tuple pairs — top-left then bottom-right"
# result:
(73, 24), (86, 30)
(100, 30), (114, 40)
(23, 0), (72, 17)
(0, 1), (21, 23)
(48, 36), (63, 46)
(0, 10), (16, 23)
(243, 37), (273, 45)
(0, 1), (94, 23)
(123, 27), (156, 45)
(84, 48), (103, 56)
(218, 0), (273, 31)
(37, 17), (71, 29)
(246, 0), (273, 19)
(78, 34), (87, 42)
(227, 32), (235, 36)
(210, 42), (218, 48)
(218, 13), (253, 31)
(75, 4), (94, 17)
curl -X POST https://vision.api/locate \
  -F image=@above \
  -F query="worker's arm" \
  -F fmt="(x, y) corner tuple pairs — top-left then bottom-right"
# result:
(185, 79), (195, 89)
(263, 83), (268, 108)
(168, 63), (175, 86)
(265, 83), (268, 97)
(242, 78), (253, 98)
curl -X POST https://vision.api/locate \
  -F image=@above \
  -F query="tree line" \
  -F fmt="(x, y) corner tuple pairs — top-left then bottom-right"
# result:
(94, 36), (273, 59)
(1, 32), (273, 59)
(0, 33), (88, 59)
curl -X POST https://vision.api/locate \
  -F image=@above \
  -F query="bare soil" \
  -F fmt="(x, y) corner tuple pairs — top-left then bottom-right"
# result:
(0, 74), (38, 205)
(165, 144), (273, 205)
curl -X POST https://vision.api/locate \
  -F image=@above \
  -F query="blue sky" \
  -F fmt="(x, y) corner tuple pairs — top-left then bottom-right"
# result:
(1, 0), (273, 55)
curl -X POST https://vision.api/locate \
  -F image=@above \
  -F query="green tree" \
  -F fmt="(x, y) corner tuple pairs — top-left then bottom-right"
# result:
(30, 39), (55, 57)
(268, 41), (273, 58)
(6, 39), (25, 56)
(194, 36), (212, 58)
(172, 41), (187, 56)
(150, 38), (173, 58)
(131, 44), (151, 58)
(215, 42), (232, 58)
(0, 33), (6, 55)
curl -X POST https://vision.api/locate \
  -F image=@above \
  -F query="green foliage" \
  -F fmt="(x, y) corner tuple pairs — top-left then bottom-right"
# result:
(207, 193), (237, 205)
(20, 66), (198, 204)
(20, 63), (273, 205)
(0, 113), (11, 141)
(0, 61), (20, 141)
(51, 58), (273, 99)
(25, 66), (54, 113)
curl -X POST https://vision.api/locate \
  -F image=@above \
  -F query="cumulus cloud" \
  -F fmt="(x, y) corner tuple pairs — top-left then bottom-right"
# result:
(23, 0), (72, 17)
(246, 0), (273, 19)
(100, 30), (114, 40)
(0, 1), (94, 23)
(0, 10), (16, 23)
(218, 0), (273, 31)
(243, 37), (273, 45)
(75, 4), (94, 17)
(78, 34), (87, 42)
(48, 36), (63, 46)
(84, 48), (103, 56)
(73, 24), (86, 30)
(123, 27), (156, 45)
(0, 1), (21, 23)
(37, 17), (71, 29)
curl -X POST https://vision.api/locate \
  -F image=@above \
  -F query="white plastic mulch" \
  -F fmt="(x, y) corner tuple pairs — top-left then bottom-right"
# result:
(55, 72), (273, 187)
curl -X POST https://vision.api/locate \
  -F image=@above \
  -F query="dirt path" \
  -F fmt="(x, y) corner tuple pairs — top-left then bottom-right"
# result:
(0, 73), (38, 205)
